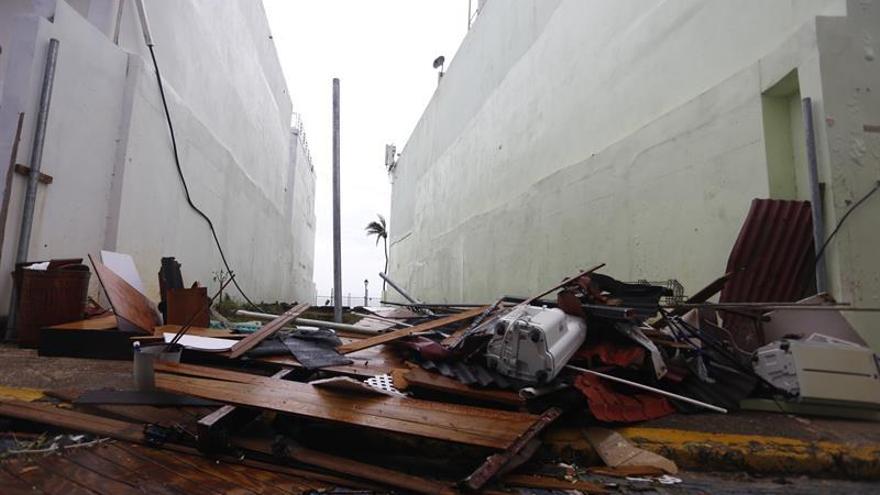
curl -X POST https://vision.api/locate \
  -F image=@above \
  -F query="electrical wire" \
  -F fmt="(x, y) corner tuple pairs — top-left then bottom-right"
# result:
(815, 180), (880, 265)
(146, 45), (260, 311)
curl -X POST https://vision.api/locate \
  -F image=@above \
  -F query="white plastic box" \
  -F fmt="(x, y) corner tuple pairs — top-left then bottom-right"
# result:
(485, 306), (587, 383)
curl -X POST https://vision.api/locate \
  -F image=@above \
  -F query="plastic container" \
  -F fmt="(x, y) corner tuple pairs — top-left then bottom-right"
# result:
(133, 342), (182, 390)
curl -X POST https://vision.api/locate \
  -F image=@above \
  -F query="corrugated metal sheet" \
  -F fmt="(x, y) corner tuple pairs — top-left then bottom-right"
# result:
(574, 373), (676, 422)
(719, 199), (816, 351)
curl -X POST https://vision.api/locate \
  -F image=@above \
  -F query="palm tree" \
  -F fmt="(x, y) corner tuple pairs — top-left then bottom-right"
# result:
(365, 214), (388, 292)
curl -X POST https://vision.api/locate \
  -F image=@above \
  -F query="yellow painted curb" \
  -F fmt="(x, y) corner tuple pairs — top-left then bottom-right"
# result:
(0, 385), (44, 403)
(544, 426), (880, 479)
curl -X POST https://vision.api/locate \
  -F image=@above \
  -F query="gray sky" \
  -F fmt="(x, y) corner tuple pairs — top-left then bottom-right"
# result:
(264, 0), (470, 303)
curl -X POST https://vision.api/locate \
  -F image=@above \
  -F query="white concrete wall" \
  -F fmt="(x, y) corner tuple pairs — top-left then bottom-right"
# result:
(389, 0), (880, 346)
(0, 0), (317, 310)
(289, 127), (317, 303)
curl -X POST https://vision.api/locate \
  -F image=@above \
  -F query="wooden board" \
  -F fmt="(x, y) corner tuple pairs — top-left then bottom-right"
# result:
(155, 363), (540, 449)
(47, 313), (118, 330)
(100, 250), (147, 295)
(89, 255), (160, 334)
(336, 306), (488, 354)
(402, 366), (525, 407)
(0, 399), (145, 443)
(167, 287), (210, 327)
(227, 303), (309, 359)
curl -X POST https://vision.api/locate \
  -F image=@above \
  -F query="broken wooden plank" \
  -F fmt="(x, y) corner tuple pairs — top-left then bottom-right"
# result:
(14, 163), (53, 184)
(227, 303), (310, 359)
(402, 366), (525, 407)
(197, 368), (293, 454)
(278, 439), (457, 495)
(336, 305), (488, 354)
(463, 407), (562, 490)
(0, 399), (145, 443)
(155, 363), (540, 449)
(166, 287), (210, 327)
(89, 254), (160, 334)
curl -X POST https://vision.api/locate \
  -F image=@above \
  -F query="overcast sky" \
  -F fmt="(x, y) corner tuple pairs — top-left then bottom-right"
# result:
(263, 0), (470, 303)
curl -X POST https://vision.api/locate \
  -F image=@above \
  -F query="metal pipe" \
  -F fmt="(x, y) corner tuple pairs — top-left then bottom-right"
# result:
(16, 39), (59, 265)
(133, 0), (154, 46)
(6, 39), (60, 341)
(351, 311), (413, 328)
(379, 272), (421, 305)
(235, 309), (380, 335)
(565, 365), (728, 414)
(379, 272), (434, 316)
(332, 78), (342, 323)
(802, 97), (828, 293)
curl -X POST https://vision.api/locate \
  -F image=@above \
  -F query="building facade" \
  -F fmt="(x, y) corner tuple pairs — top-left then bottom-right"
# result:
(0, 0), (316, 312)
(388, 0), (879, 347)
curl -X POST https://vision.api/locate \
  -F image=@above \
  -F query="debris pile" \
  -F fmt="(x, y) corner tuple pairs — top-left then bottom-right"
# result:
(1, 199), (878, 492)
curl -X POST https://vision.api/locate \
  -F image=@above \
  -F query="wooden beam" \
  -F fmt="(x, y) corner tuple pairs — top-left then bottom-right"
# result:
(197, 368), (293, 453)
(227, 303), (309, 358)
(402, 366), (525, 407)
(14, 163), (53, 184)
(336, 306), (488, 354)
(155, 362), (540, 449)
(0, 399), (145, 443)
(277, 439), (457, 495)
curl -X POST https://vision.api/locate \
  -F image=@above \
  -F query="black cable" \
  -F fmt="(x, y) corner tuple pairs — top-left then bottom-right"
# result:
(815, 180), (880, 265)
(146, 45), (260, 311)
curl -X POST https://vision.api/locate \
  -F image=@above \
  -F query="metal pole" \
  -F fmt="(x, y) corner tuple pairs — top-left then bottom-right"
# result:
(379, 272), (421, 305)
(364, 279), (368, 306)
(235, 310), (381, 335)
(6, 39), (60, 341)
(332, 78), (342, 323)
(566, 365), (727, 413)
(802, 97), (828, 293)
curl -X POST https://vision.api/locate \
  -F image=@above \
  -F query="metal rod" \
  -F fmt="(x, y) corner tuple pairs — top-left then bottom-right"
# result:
(380, 301), (488, 308)
(351, 311), (414, 328)
(235, 310), (381, 335)
(7, 39), (60, 340)
(379, 272), (422, 306)
(803, 97), (828, 293)
(332, 78), (342, 323)
(565, 365), (728, 414)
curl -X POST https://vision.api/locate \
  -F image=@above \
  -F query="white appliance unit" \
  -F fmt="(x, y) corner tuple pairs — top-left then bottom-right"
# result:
(485, 306), (587, 384)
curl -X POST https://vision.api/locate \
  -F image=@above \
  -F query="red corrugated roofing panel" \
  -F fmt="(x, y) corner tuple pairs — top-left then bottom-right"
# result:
(719, 199), (816, 350)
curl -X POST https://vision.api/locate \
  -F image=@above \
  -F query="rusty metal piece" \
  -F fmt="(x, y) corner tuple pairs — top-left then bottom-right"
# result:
(719, 199), (816, 351)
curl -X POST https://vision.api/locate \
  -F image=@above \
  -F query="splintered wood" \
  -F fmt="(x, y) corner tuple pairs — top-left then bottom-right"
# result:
(336, 305), (488, 354)
(227, 303), (310, 358)
(155, 362), (539, 449)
